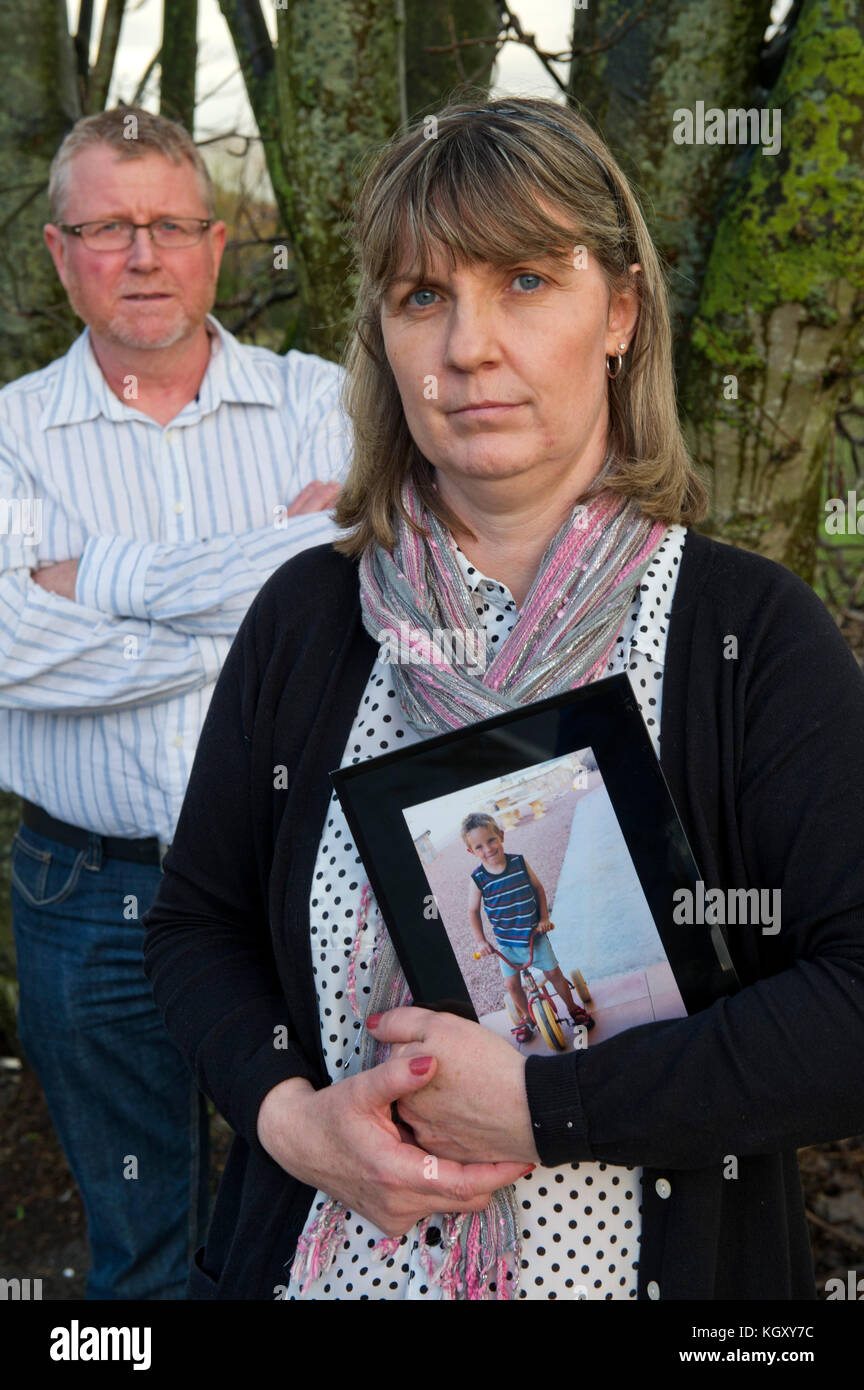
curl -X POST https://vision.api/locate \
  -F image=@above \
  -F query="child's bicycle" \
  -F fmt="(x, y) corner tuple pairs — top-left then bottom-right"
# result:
(473, 924), (592, 1052)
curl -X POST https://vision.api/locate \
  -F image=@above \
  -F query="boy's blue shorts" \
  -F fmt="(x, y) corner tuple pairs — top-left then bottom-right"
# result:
(495, 933), (559, 979)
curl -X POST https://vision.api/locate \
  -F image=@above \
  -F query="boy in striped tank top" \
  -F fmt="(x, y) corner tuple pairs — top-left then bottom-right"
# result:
(463, 812), (594, 1042)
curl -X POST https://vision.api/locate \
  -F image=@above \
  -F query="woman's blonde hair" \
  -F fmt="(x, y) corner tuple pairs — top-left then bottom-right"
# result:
(334, 96), (708, 557)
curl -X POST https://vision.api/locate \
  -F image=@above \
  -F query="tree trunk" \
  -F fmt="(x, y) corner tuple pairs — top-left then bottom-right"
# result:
(567, 0), (774, 369)
(161, 0), (198, 131)
(85, 0), (127, 113)
(0, 0), (81, 385)
(271, 0), (404, 358)
(403, 0), (499, 120)
(681, 0), (864, 583)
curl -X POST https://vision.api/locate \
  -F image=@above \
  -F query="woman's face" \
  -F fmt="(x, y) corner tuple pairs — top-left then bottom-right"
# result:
(380, 235), (639, 498)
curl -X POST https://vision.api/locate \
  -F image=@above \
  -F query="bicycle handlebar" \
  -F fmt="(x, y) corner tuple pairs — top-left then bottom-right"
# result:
(472, 922), (554, 970)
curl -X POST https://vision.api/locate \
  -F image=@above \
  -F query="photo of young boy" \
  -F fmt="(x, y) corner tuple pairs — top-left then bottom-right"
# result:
(463, 812), (594, 1044)
(402, 747), (687, 1054)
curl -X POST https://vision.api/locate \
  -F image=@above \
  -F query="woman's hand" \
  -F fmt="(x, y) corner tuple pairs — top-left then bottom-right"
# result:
(367, 1008), (541, 1167)
(256, 1058), (532, 1239)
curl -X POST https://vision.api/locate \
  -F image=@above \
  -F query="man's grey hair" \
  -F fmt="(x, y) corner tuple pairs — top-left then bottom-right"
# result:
(48, 105), (216, 222)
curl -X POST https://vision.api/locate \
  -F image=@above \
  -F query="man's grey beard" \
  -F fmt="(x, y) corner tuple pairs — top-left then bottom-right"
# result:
(103, 311), (196, 350)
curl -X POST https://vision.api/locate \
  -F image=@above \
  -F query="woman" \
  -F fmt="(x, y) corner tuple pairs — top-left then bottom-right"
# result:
(143, 97), (864, 1301)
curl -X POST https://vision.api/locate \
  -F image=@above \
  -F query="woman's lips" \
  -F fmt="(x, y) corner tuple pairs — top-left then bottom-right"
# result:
(451, 402), (524, 419)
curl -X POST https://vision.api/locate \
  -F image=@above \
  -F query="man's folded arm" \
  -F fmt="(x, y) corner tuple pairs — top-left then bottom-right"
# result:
(0, 565), (228, 712)
(75, 506), (341, 637)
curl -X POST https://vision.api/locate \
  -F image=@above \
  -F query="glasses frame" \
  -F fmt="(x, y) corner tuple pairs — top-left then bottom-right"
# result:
(57, 217), (213, 250)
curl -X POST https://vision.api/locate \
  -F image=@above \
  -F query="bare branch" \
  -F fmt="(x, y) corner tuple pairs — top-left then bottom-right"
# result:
(87, 0), (127, 113)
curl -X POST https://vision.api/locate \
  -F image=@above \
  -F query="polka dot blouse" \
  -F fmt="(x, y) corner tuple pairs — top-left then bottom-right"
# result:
(284, 524), (688, 1300)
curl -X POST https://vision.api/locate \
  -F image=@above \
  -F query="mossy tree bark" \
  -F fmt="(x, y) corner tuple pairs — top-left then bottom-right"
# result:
(681, 0), (864, 583)
(221, 0), (502, 359)
(567, 0), (775, 369)
(270, 0), (403, 359)
(0, 0), (82, 385)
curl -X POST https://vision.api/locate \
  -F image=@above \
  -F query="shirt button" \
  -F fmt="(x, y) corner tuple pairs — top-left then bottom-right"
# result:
(647, 1280), (660, 1300)
(165, 429), (176, 443)
(173, 501), (185, 515)
(172, 735), (184, 748)
(655, 1178), (671, 1200)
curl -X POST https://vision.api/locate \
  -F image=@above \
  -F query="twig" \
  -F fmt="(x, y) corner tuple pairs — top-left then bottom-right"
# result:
(570, 3), (655, 59)
(131, 50), (161, 106)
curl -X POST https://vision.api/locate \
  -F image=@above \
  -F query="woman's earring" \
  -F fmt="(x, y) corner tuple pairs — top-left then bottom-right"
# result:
(606, 341), (628, 379)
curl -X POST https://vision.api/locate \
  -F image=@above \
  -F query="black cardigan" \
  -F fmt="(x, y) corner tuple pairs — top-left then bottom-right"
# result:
(142, 528), (864, 1301)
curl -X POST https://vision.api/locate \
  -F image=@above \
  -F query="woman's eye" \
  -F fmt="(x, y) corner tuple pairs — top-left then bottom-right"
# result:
(512, 272), (544, 292)
(407, 288), (438, 307)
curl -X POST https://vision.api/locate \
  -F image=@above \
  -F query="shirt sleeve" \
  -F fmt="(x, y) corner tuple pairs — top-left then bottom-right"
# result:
(75, 511), (341, 636)
(0, 424), (231, 712)
(74, 353), (352, 636)
(524, 569), (864, 1169)
(142, 581), (320, 1153)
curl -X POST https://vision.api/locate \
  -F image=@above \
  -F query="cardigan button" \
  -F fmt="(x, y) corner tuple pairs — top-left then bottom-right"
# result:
(647, 1280), (661, 1300)
(655, 1178), (671, 1199)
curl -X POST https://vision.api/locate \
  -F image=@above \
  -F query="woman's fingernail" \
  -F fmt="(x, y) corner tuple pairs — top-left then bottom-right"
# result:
(409, 1056), (433, 1075)
(366, 1013), (382, 1029)
(521, 1165), (536, 1176)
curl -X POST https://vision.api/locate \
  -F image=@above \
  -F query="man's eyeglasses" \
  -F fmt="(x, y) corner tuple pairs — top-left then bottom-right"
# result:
(57, 218), (213, 251)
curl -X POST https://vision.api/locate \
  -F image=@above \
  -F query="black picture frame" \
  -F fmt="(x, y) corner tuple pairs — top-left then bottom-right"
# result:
(332, 674), (740, 1025)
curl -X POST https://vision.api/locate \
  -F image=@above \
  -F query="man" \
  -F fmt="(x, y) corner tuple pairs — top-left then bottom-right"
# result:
(0, 105), (349, 1299)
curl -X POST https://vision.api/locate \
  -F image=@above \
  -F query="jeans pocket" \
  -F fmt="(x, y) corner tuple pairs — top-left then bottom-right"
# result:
(10, 830), (85, 908)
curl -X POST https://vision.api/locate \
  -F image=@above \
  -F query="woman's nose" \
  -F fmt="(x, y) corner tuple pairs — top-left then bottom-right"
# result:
(443, 300), (501, 372)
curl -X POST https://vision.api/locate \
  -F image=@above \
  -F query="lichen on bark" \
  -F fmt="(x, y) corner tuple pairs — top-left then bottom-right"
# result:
(681, 0), (864, 582)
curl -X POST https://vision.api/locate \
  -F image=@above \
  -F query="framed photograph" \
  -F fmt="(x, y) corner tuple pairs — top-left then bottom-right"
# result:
(333, 674), (740, 1055)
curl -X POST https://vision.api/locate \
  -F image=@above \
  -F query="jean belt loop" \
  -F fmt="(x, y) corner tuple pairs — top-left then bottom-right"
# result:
(85, 832), (103, 872)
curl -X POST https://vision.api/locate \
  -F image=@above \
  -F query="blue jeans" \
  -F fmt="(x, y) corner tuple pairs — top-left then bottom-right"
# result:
(10, 823), (209, 1300)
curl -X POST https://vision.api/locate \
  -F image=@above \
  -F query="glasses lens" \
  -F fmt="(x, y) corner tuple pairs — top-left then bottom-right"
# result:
(151, 219), (204, 247)
(81, 220), (133, 250)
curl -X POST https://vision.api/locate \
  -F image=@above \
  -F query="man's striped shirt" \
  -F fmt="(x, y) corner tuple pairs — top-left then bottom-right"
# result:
(0, 315), (350, 841)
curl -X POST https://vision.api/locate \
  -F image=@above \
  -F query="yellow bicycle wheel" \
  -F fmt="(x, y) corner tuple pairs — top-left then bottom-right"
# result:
(570, 969), (592, 1004)
(531, 996), (567, 1051)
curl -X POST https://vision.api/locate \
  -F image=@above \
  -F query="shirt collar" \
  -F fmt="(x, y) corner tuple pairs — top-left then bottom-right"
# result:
(451, 540), (516, 612)
(40, 313), (283, 429)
